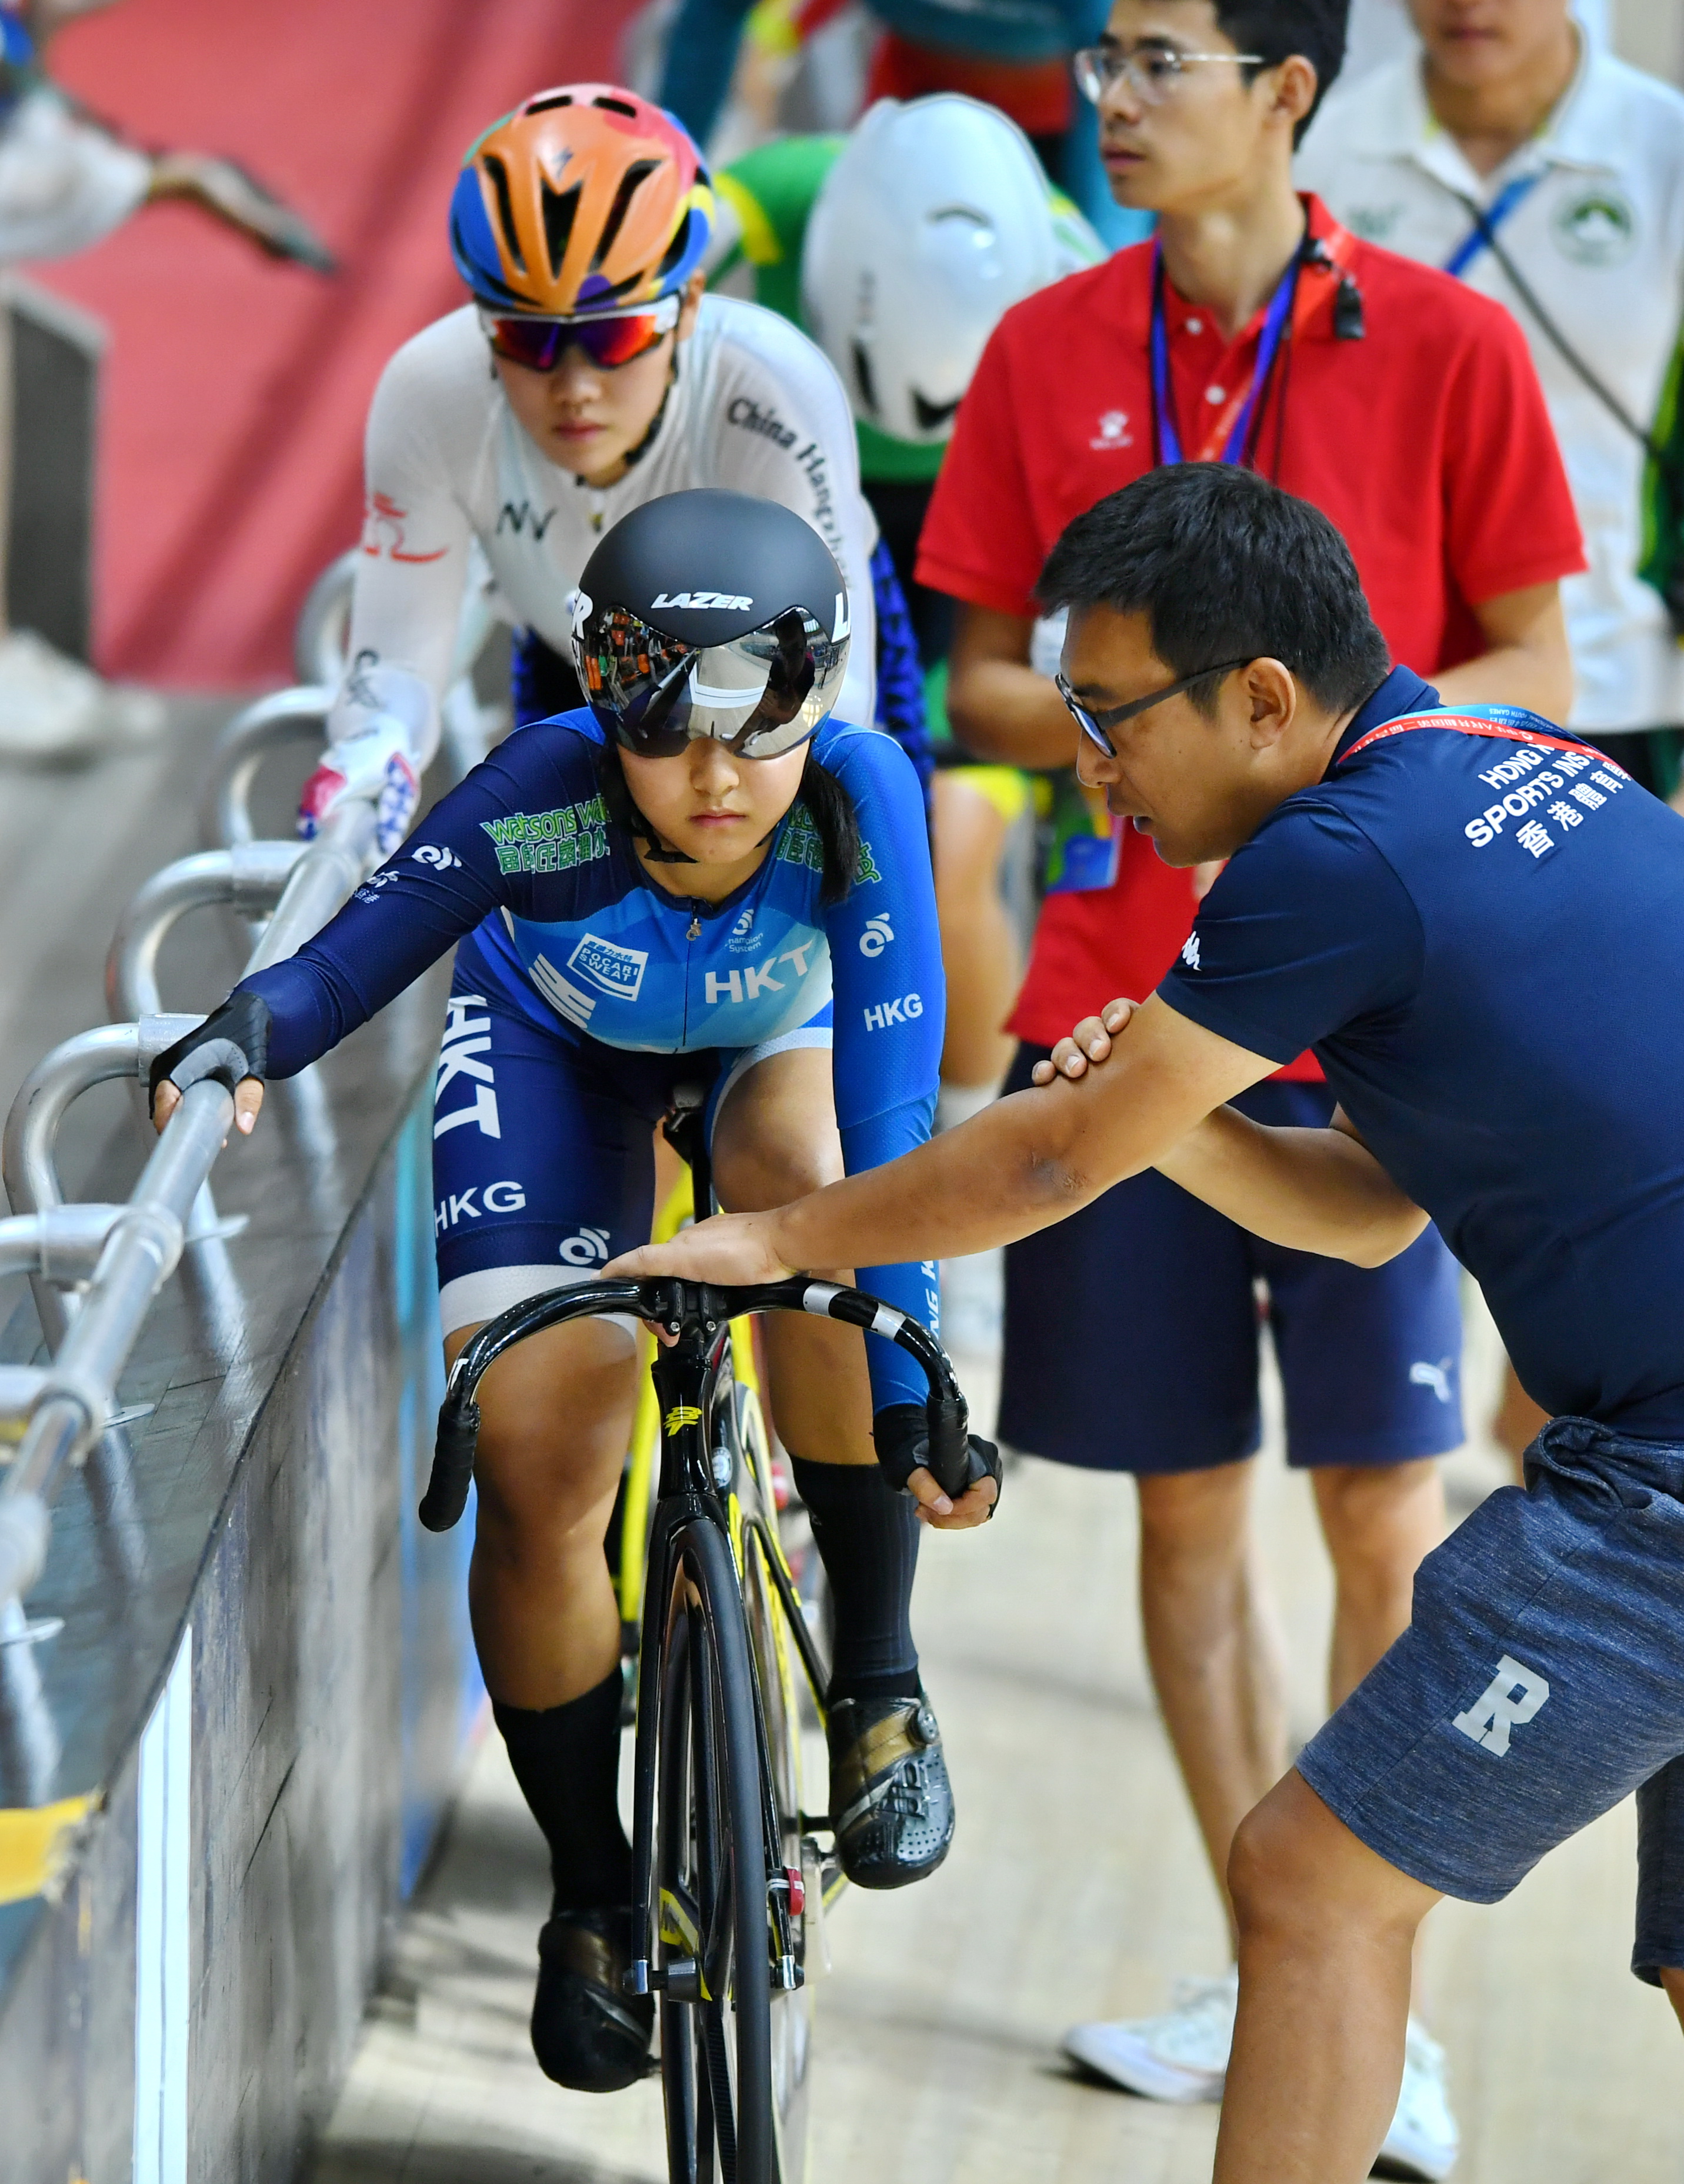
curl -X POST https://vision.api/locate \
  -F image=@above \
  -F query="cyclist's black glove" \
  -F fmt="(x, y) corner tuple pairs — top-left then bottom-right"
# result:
(872, 1401), (1002, 1516)
(148, 991), (272, 1122)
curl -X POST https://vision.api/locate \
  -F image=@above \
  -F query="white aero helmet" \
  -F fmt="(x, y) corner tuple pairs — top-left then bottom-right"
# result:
(801, 95), (1103, 448)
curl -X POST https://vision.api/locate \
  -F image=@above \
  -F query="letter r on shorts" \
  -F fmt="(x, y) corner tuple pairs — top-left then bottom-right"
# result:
(1452, 1653), (1551, 1756)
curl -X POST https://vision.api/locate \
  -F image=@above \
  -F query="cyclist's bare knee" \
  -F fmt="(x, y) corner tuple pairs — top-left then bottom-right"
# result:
(444, 1315), (637, 1547)
(711, 1046), (843, 1217)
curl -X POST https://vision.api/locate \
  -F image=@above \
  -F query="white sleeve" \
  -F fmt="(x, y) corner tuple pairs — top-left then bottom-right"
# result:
(336, 324), (478, 763)
(705, 302), (878, 729)
(0, 90), (149, 261)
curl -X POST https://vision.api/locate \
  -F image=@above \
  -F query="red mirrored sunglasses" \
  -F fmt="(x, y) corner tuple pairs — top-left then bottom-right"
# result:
(478, 295), (681, 374)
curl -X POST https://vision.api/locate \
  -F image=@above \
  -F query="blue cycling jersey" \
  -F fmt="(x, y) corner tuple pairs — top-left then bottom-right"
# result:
(242, 708), (945, 1411)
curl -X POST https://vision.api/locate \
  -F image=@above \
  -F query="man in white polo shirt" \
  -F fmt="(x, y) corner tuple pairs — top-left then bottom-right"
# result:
(1300, 0), (1684, 790)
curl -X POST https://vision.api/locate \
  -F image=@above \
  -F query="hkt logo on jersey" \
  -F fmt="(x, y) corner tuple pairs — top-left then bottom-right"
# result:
(859, 913), (893, 958)
(567, 933), (648, 1003)
(863, 993), (923, 1030)
(649, 590), (755, 612)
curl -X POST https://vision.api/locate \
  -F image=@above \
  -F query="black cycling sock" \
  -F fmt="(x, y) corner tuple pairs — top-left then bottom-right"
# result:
(790, 1454), (921, 1706)
(493, 1668), (631, 1912)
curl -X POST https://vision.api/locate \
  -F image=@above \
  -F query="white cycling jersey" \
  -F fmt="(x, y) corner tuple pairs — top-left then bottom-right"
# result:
(336, 293), (879, 764)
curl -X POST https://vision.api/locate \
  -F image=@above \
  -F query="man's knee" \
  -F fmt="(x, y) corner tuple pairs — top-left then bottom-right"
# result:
(714, 1119), (841, 1213)
(1229, 1772), (1436, 1946)
(1314, 1460), (1442, 1576)
(1138, 1461), (1255, 1572)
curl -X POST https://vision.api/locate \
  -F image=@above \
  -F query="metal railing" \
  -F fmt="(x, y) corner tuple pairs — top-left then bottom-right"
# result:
(0, 692), (381, 1625)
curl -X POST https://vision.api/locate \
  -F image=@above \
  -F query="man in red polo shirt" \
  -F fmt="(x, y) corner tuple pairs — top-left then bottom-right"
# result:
(917, 0), (1580, 2162)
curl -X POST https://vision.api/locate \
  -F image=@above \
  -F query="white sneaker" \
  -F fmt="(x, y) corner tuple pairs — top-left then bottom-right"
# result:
(0, 629), (164, 760)
(1062, 1967), (1236, 2103)
(1375, 2020), (1459, 2180)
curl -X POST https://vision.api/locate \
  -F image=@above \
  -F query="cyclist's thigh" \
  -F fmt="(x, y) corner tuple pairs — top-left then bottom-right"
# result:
(708, 1017), (841, 1213)
(1245, 1082), (1465, 1470)
(998, 1042), (1263, 1474)
(433, 992), (665, 1341)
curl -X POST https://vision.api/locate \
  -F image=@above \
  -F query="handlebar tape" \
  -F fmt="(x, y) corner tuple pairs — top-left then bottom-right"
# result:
(419, 1397), (481, 1532)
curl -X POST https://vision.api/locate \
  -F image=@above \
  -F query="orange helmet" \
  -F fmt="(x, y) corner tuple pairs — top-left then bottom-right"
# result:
(449, 85), (713, 315)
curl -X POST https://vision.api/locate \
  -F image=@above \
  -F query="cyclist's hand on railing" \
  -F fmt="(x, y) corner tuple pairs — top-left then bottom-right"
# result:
(298, 727), (419, 857)
(1031, 996), (1139, 1087)
(873, 1403), (1001, 1530)
(606, 1210), (795, 1289)
(149, 993), (270, 1137)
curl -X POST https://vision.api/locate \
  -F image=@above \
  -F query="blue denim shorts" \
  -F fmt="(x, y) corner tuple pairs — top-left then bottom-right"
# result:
(1297, 1416), (1684, 1982)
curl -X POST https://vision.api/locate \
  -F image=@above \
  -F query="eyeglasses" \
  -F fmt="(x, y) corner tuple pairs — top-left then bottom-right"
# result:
(1072, 44), (1265, 106)
(479, 292), (682, 374)
(1056, 662), (1249, 756)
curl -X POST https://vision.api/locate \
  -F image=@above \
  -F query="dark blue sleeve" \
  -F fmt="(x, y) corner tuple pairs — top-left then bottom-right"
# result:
(655, 0), (753, 141)
(239, 729), (591, 1077)
(1158, 801), (1423, 1061)
(869, 538), (933, 818)
(819, 723), (947, 1411)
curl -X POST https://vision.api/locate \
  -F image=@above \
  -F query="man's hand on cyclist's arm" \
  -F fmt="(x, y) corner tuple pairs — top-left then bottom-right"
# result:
(1038, 997), (1431, 1266)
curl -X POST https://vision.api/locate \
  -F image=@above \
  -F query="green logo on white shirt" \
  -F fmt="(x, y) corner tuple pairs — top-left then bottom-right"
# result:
(1552, 187), (1638, 268)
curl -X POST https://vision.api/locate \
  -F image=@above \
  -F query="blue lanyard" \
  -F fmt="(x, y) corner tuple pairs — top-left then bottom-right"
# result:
(1442, 169), (1543, 279)
(1149, 242), (1299, 468)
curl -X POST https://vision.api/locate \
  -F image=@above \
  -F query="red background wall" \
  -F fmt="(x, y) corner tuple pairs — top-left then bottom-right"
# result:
(36, 0), (640, 687)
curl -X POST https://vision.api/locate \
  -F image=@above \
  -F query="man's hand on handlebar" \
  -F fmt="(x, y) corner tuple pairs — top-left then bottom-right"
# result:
(1030, 996), (1140, 1087)
(606, 1211), (794, 1289)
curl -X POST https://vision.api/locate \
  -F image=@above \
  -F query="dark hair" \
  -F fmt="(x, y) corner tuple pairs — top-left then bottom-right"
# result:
(1215, 0), (1348, 141)
(595, 740), (861, 905)
(1036, 464), (1390, 719)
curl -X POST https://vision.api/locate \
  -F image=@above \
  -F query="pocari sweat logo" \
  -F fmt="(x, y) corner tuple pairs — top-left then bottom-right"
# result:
(568, 932), (648, 1003)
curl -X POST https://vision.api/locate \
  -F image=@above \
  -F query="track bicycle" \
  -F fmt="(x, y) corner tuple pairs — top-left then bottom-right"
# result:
(416, 1106), (990, 2184)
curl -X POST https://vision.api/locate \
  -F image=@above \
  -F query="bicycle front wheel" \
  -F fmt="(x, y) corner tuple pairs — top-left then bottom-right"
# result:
(655, 1517), (777, 2184)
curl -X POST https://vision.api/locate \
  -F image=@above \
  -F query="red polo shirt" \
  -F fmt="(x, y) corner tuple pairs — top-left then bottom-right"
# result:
(916, 197), (1585, 1066)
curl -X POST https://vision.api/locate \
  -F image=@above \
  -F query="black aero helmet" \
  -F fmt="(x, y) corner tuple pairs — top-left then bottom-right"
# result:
(569, 488), (851, 759)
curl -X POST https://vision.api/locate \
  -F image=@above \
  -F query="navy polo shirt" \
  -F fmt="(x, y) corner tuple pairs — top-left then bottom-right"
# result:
(1161, 665), (1684, 1440)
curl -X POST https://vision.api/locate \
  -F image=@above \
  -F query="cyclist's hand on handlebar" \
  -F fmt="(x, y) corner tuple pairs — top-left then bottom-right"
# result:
(606, 1210), (795, 1289)
(907, 1466), (998, 1530)
(1031, 996), (1139, 1086)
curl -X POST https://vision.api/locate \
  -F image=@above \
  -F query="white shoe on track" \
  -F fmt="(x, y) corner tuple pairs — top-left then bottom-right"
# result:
(1062, 1967), (1236, 2103)
(1374, 2020), (1459, 2180)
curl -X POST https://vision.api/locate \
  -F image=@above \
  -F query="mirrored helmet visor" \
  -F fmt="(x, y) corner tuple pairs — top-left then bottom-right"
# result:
(573, 603), (849, 759)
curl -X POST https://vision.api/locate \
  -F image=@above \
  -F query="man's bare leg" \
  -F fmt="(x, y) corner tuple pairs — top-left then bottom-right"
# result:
(1659, 1967), (1684, 2033)
(1137, 1460), (1289, 1945)
(1217, 1770), (1442, 2183)
(1312, 1460), (1445, 1710)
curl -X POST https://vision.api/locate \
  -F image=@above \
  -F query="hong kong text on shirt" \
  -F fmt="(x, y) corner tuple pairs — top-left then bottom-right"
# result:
(1462, 747), (1627, 851)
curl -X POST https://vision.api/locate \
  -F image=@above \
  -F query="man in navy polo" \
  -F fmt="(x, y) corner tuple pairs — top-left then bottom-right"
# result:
(613, 461), (1684, 2179)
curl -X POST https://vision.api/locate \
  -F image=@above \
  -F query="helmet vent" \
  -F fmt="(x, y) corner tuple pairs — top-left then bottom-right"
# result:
(656, 206), (698, 279)
(591, 95), (639, 119)
(851, 339), (879, 417)
(481, 154), (525, 274)
(541, 177), (581, 281)
(913, 390), (960, 432)
(525, 92), (574, 113)
(593, 158), (661, 269)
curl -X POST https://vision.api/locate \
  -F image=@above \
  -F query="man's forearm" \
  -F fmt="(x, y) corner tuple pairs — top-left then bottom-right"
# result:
(946, 655), (1079, 768)
(768, 1081), (1109, 1273)
(1155, 1108), (1429, 1266)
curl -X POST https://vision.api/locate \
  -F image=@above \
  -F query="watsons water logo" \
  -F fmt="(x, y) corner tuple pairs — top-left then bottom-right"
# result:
(568, 933), (648, 1002)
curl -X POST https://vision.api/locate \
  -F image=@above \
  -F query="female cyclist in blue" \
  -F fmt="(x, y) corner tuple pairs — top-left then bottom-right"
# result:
(152, 489), (993, 2096)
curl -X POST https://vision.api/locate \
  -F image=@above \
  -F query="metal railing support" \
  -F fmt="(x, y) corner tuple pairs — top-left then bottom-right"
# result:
(105, 841), (305, 1023)
(198, 687), (331, 852)
(0, 791), (381, 1627)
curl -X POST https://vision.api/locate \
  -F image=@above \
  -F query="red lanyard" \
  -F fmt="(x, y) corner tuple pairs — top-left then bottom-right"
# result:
(1339, 707), (1608, 767)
